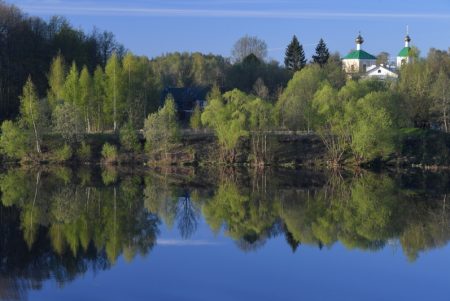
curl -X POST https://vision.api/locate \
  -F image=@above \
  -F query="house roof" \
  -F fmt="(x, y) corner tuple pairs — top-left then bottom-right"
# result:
(398, 47), (411, 57)
(343, 50), (377, 60)
(161, 87), (209, 111)
(365, 65), (398, 78)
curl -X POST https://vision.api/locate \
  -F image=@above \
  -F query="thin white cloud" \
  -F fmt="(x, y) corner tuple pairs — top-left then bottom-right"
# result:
(17, 4), (450, 19)
(157, 239), (222, 246)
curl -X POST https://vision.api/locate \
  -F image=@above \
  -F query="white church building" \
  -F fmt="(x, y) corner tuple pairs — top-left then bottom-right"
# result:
(342, 32), (413, 79)
(396, 34), (413, 67)
(342, 34), (377, 74)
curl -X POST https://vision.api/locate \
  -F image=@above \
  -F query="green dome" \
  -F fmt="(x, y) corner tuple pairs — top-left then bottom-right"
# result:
(398, 47), (411, 57)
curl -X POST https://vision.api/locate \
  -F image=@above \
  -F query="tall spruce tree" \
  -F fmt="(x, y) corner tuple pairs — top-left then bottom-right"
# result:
(312, 38), (330, 67)
(284, 35), (306, 72)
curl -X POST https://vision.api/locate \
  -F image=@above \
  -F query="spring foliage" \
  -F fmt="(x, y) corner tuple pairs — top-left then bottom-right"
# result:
(144, 96), (180, 159)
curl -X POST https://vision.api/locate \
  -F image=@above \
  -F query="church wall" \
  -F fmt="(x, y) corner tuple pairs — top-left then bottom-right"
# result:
(343, 58), (376, 73)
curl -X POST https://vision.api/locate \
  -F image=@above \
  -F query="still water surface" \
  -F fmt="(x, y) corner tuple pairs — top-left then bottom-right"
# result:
(0, 167), (449, 300)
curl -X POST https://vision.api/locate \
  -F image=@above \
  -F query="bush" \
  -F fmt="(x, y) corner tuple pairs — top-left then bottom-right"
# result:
(53, 102), (84, 144)
(0, 120), (30, 160)
(120, 123), (140, 152)
(101, 143), (118, 164)
(101, 167), (118, 185)
(52, 144), (72, 162)
(77, 141), (92, 161)
(144, 96), (180, 159)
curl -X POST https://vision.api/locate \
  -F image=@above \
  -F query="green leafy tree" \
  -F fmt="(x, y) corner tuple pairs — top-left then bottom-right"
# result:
(63, 62), (81, 105)
(430, 70), (450, 132)
(144, 96), (180, 160)
(312, 38), (330, 67)
(79, 66), (93, 132)
(398, 60), (433, 127)
(312, 83), (349, 165)
(47, 54), (66, 109)
(322, 52), (346, 89)
(207, 84), (222, 101)
(53, 102), (84, 144)
(105, 52), (124, 131)
(202, 89), (249, 162)
(19, 77), (42, 154)
(120, 122), (141, 152)
(276, 65), (325, 131)
(122, 52), (149, 128)
(0, 121), (30, 160)
(313, 80), (405, 164)
(284, 35), (306, 71)
(245, 98), (273, 165)
(349, 92), (398, 162)
(93, 66), (106, 131)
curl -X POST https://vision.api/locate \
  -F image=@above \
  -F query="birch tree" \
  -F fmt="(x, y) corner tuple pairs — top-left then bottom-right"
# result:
(105, 52), (124, 131)
(19, 77), (42, 153)
(63, 62), (80, 105)
(93, 66), (106, 131)
(79, 66), (93, 132)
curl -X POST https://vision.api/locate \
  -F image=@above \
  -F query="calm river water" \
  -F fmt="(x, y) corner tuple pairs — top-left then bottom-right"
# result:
(0, 166), (449, 300)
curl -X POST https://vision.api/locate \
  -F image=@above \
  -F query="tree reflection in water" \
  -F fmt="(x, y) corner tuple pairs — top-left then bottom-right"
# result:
(0, 166), (449, 299)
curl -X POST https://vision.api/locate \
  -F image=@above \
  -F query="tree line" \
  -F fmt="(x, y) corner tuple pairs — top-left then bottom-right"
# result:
(0, 1), (124, 121)
(196, 49), (450, 166)
(2, 44), (449, 166)
(1, 1), (449, 166)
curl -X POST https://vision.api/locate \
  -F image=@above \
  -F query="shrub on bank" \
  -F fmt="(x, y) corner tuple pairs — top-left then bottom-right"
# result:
(120, 123), (141, 152)
(101, 143), (118, 164)
(77, 141), (92, 162)
(52, 144), (72, 163)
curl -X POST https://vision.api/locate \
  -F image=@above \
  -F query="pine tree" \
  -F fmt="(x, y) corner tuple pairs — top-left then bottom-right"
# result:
(284, 35), (306, 72)
(312, 38), (330, 67)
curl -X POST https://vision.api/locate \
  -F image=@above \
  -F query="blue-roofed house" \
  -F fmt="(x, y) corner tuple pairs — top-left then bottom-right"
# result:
(161, 87), (210, 123)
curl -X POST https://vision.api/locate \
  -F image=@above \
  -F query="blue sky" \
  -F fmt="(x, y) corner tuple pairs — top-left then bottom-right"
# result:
(8, 0), (450, 62)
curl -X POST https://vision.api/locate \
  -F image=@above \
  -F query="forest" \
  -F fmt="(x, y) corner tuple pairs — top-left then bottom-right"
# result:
(0, 1), (450, 167)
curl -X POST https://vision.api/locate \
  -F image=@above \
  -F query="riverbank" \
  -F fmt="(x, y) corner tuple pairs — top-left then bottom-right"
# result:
(1, 128), (449, 169)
